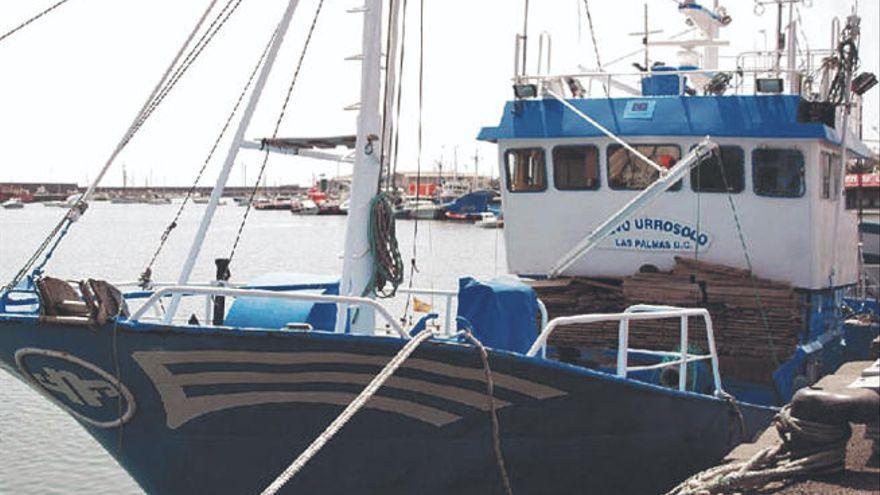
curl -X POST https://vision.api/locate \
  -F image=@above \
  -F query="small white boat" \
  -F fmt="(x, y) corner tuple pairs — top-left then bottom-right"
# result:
(475, 211), (503, 228)
(193, 196), (226, 205)
(44, 194), (82, 208)
(295, 199), (319, 215)
(1, 198), (24, 209)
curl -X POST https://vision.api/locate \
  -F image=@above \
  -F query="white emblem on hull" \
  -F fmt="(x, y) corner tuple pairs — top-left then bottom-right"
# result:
(133, 350), (566, 429)
(15, 348), (136, 428)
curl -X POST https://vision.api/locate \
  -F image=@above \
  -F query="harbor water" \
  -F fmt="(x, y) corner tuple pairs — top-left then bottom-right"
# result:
(0, 202), (507, 494)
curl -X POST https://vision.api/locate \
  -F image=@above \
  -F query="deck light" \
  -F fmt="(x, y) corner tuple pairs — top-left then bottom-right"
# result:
(513, 84), (538, 99)
(851, 72), (878, 96)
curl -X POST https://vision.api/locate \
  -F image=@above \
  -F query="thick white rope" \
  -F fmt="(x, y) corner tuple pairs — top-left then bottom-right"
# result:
(260, 328), (434, 495)
(665, 405), (851, 495)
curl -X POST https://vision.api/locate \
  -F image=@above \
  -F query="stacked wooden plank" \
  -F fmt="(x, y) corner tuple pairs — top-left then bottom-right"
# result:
(529, 257), (805, 381)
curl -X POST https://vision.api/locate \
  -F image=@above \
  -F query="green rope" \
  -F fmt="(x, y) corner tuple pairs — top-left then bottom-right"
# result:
(365, 192), (404, 298)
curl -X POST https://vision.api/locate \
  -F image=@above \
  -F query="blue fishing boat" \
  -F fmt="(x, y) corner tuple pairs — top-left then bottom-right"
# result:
(444, 190), (500, 221)
(0, 1), (875, 495)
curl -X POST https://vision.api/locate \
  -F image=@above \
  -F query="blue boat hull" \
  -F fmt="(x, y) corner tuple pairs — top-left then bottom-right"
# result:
(0, 316), (774, 494)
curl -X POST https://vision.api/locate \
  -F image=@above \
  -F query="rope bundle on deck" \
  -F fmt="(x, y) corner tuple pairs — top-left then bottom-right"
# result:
(666, 405), (851, 495)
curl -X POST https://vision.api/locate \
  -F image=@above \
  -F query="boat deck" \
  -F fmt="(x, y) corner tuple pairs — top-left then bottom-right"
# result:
(725, 358), (880, 494)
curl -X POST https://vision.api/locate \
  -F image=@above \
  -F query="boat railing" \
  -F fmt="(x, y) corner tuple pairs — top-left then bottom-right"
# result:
(396, 287), (458, 335)
(117, 281), (463, 337)
(527, 304), (725, 396)
(128, 285), (411, 339)
(518, 67), (807, 99)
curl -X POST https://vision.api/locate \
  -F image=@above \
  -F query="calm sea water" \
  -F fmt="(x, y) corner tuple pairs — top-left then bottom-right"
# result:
(0, 201), (507, 494)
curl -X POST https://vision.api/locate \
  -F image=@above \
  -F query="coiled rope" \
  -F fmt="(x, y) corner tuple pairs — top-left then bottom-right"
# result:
(365, 192), (404, 298)
(665, 405), (850, 495)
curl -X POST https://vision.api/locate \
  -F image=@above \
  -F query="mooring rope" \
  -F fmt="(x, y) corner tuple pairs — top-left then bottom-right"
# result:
(260, 328), (434, 495)
(461, 329), (515, 495)
(260, 328), (514, 495)
(665, 405), (851, 495)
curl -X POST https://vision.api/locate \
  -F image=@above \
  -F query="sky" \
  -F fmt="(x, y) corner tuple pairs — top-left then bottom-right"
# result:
(0, 0), (877, 188)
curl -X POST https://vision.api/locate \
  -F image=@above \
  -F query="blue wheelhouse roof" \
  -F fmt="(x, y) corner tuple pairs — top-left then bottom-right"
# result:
(477, 94), (872, 157)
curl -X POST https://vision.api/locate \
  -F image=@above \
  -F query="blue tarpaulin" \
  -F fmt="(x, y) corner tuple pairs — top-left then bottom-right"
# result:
(456, 275), (539, 354)
(224, 273), (339, 330)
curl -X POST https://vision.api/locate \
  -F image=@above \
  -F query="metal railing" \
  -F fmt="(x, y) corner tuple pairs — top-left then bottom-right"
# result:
(519, 67), (807, 99)
(396, 287), (457, 335)
(129, 285), (410, 339)
(527, 304), (724, 396)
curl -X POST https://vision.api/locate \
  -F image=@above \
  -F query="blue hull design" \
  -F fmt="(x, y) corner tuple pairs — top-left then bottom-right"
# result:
(0, 316), (774, 494)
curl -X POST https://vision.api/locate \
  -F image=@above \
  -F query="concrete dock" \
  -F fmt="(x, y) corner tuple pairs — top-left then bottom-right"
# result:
(725, 360), (879, 494)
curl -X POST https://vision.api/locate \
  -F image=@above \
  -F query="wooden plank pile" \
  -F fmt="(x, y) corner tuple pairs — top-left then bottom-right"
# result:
(529, 257), (805, 382)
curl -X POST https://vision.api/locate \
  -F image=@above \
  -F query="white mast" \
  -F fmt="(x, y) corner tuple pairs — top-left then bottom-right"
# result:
(164, 0), (303, 323)
(336, 0), (389, 334)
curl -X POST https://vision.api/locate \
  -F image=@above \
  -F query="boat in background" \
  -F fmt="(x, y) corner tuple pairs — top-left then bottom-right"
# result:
(444, 190), (499, 221)
(1, 198), (25, 209)
(394, 197), (445, 220)
(475, 211), (503, 229)
(193, 195), (227, 205)
(43, 193), (83, 208)
(254, 196), (293, 210)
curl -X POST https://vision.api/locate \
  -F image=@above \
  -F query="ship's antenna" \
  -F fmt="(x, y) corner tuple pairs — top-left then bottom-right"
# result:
(520, 0), (530, 75)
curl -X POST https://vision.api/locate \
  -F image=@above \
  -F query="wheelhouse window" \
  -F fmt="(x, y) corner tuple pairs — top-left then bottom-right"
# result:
(820, 151), (842, 200)
(504, 148), (547, 192)
(752, 148), (805, 198)
(606, 144), (682, 190)
(553, 145), (600, 190)
(690, 145), (745, 193)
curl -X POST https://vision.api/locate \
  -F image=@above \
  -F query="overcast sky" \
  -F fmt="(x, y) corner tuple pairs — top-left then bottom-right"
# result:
(0, 0), (877, 188)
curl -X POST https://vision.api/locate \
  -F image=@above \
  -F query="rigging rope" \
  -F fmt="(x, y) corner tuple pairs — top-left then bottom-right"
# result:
(1, 0), (222, 295)
(260, 328), (435, 495)
(131, 0), (246, 138)
(580, 0), (608, 97)
(138, 29), (277, 287)
(227, 0), (326, 264)
(389, 0), (407, 190)
(0, 0), (74, 45)
(402, 0), (426, 319)
(665, 405), (850, 495)
(715, 148), (780, 368)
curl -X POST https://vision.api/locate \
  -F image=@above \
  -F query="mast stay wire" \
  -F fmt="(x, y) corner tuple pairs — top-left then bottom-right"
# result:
(580, 0), (609, 97)
(130, 0), (246, 139)
(402, 0), (426, 320)
(227, 0), (326, 264)
(1, 0), (223, 294)
(0, 0), (74, 45)
(138, 29), (277, 287)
